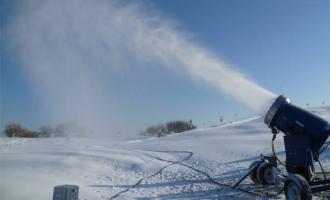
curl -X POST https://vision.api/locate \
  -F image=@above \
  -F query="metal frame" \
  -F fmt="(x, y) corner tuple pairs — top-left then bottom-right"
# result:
(232, 155), (277, 189)
(310, 180), (330, 193)
(234, 155), (330, 196)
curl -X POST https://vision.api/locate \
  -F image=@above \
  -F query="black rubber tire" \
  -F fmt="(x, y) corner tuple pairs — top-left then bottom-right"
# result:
(249, 161), (261, 184)
(284, 174), (312, 200)
(256, 161), (274, 185)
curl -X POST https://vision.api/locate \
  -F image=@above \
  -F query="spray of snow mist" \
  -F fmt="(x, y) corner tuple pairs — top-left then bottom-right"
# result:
(8, 0), (276, 134)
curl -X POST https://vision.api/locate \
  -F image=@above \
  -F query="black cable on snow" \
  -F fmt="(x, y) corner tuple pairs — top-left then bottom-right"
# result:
(109, 150), (283, 199)
(141, 151), (283, 198)
(109, 151), (193, 199)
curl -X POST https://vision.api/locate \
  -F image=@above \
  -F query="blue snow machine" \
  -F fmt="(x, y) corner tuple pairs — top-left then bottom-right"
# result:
(241, 95), (330, 200)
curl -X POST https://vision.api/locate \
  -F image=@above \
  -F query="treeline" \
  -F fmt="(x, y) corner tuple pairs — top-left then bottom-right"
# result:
(3, 124), (38, 138)
(2, 122), (86, 138)
(143, 120), (196, 137)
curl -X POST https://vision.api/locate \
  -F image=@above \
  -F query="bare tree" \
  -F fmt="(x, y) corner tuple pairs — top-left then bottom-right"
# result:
(3, 123), (38, 138)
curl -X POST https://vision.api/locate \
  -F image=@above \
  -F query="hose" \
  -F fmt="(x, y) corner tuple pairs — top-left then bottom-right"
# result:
(109, 151), (193, 199)
(141, 151), (283, 198)
(271, 134), (286, 167)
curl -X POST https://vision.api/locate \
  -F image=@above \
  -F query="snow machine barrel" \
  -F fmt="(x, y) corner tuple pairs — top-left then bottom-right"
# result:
(265, 95), (330, 161)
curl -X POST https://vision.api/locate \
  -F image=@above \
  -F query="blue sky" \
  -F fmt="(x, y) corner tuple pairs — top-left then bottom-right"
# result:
(1, 0), (330, 133)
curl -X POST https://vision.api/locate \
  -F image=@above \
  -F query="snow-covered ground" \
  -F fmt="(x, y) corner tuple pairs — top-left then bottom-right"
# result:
(1, 106), (330, 200)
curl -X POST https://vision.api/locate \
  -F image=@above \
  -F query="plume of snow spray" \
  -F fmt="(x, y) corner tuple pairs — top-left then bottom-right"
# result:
(7, 0), (276, 134)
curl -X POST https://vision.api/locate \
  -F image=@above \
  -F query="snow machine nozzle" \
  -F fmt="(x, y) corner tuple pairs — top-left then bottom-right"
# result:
(264, 95), (330, 160)
(264, 95), (291, 129)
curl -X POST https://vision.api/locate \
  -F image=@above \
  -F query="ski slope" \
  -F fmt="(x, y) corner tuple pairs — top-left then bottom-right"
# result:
(1, 106), (330, 200)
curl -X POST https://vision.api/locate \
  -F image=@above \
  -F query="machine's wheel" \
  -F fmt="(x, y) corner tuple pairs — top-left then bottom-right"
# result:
(284, 174), (312, 200)
(256, 161), (274, 185)
(249, 161), (261, 184)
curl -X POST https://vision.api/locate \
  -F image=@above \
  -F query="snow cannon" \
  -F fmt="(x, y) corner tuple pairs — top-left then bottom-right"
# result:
(243, 95), (330, 200)
(265, 95), (330, 163)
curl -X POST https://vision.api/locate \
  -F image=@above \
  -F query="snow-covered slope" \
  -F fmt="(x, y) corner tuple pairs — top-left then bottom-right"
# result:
(1, 106), (330, 200)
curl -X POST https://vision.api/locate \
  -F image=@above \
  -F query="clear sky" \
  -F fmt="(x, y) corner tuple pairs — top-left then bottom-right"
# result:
(1, 0), (330, 134)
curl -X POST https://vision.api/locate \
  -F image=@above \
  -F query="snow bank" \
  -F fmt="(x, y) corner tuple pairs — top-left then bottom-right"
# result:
(1, 106), (329, 199)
